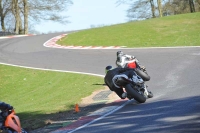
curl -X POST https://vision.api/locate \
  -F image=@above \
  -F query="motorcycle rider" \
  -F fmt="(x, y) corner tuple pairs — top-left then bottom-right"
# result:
(116, 51), (150, 81)
(104, 65), (152, 100)
(0, 102), (13, 122)
(0, 102), (13, 112)
(0, 102), (13, 129)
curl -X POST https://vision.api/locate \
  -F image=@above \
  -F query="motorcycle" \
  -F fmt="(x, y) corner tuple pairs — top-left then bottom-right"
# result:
(113, 72), (153, 103)
(115, 57), (153, 103)
(0, 109), (27, 133)
(114, 53), (153, 103)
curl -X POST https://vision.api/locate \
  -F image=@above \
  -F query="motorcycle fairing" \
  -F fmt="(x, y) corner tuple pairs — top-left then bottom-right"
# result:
(5, 110), (22, 132)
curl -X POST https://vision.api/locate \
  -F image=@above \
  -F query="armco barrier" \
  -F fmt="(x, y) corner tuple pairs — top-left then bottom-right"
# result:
(0, 31), (17, 36)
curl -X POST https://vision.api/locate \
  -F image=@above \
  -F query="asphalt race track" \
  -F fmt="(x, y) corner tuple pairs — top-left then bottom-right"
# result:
(0, 33), (200, 133)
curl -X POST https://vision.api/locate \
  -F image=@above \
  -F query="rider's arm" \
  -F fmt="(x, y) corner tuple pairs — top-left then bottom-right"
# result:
(116, 56), (127, 68)
(124, 54), (132, 59)
(135, 58), (140, 66)
(134, 58), (146, 70)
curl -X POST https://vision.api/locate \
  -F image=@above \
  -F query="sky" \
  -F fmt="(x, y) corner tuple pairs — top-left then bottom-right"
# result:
(34, 0), (130, 33)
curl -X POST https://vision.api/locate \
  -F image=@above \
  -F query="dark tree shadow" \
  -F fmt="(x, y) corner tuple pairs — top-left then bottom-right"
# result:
(14, 96), (200, 133)
(64, 96), (200, 133)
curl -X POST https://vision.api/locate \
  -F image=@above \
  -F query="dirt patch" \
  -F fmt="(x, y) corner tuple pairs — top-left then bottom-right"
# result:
(79, 87), (119, 107)
(29, 87), (119, 133)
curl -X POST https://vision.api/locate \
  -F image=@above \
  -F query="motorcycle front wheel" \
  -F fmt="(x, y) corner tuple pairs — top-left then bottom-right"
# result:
(125, 84), (146, 103)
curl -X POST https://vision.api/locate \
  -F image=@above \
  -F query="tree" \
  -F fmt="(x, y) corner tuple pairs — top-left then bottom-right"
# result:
(117, 0), (163, 20)
(162, 0), (199, 15)
(0, 0), (11, 31)
(28, 0), (72, 23)
(12, 0), (20, 34)
(23, 0), (28, 34)
(157, 0), (162, 17)
(196, 0), (200, 10)
(189, 0), (195, 12)
(150, 0), (156, 18)
(121, 0), (157, 20)
(0, 0), (72, 34)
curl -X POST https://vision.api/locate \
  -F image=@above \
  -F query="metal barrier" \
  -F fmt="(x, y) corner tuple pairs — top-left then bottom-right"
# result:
(0, 31), (17, 36)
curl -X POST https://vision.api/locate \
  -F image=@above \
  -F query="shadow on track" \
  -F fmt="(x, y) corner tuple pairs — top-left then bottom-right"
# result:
(77, 96), (200, 133)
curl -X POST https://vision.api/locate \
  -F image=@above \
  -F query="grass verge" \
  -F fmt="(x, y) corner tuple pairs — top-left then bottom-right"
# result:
(0, 64), (105, 130)
(57, 12), (200, 47)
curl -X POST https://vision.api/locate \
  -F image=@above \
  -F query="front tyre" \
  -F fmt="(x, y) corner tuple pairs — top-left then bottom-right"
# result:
(125, 84), (146, 103)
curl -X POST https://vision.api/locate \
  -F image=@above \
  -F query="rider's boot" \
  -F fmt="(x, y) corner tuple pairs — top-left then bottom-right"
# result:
(121, 92), (127, 99)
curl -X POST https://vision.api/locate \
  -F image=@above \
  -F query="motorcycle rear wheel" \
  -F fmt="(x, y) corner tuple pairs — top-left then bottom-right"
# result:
(125, 84), (146, 103)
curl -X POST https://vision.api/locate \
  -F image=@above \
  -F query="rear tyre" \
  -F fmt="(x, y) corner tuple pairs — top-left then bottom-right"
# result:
(125, 84), (146, 103)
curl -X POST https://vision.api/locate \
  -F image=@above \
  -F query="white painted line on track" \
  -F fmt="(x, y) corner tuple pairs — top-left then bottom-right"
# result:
(43, 34), (200, 50)
(122, 46), (200, 49)
(43, 34), (125, 49)
(0, 62), (104, 78)
(66, 100), (132, 133)
(88, 106), (119, 116)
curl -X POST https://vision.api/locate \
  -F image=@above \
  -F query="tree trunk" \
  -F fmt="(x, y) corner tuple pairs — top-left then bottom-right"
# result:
(12, 0), (20, 34)
(157, 0), (162, 17)
(23, 0), (28, 34)
(189, 0), (195, 12)
(0, 17), (5, 31)
(19, 16), (23, 34)
(197, 0), (200, 11)
(150, 0), (156, 18)
(0, 0), (5, 31)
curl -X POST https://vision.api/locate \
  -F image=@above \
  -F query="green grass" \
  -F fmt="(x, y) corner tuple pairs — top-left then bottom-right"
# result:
(58, 12), (200, 47)
(0, 64), (104, 129)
